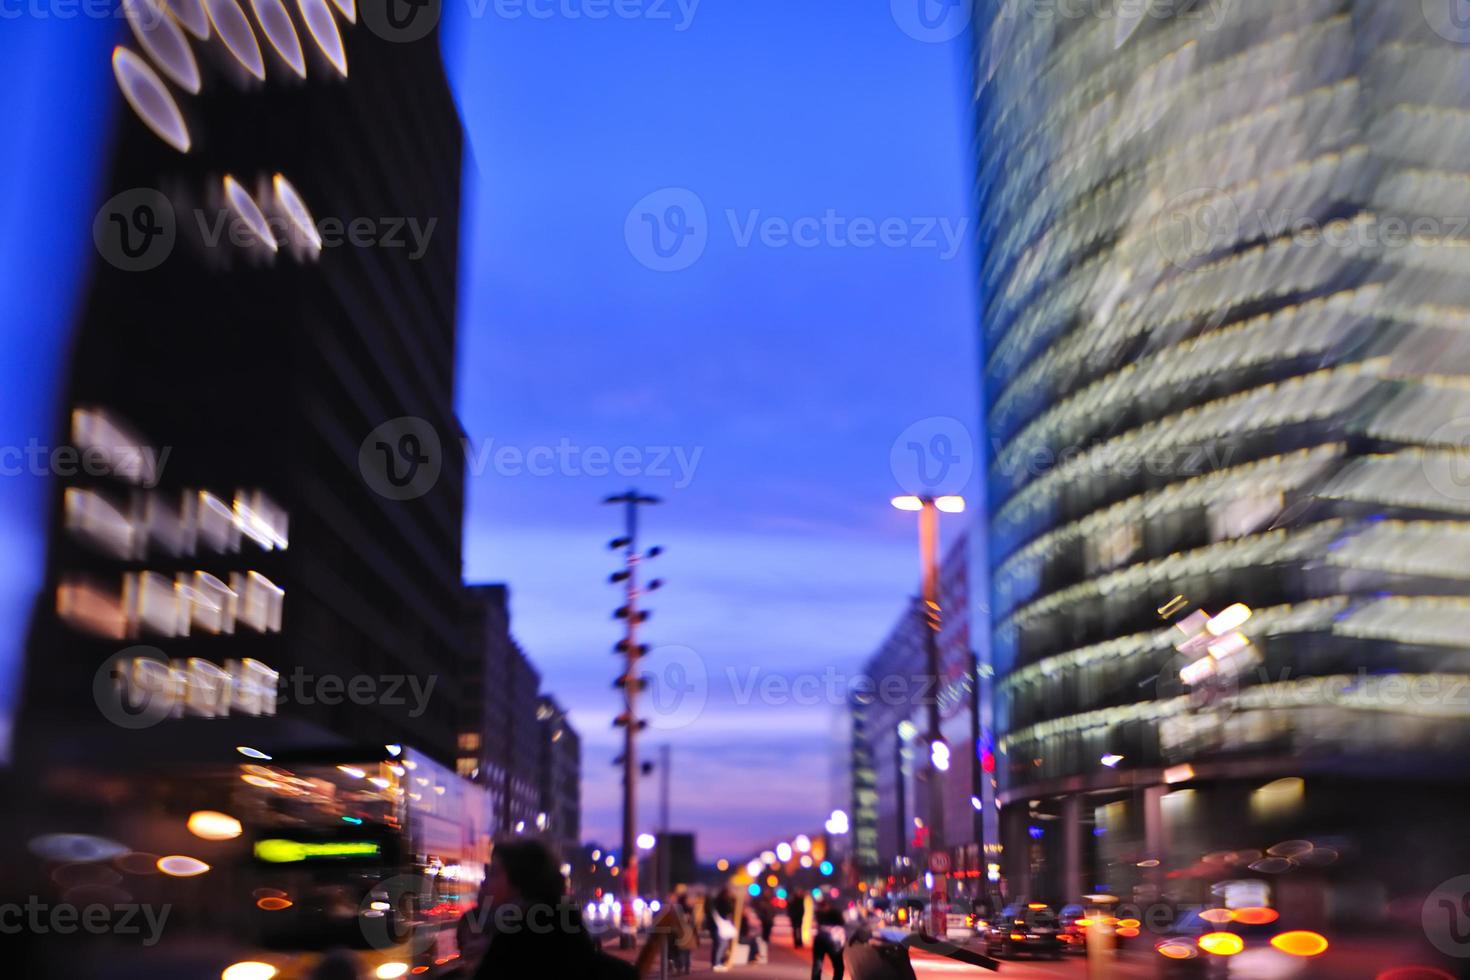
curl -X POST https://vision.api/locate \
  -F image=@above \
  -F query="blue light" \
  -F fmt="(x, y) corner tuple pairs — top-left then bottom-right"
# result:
(342, 816), (363, 825)
(1093, 827), (1106, 836)
(776, 888), (788, 899)
(1028, 826), (1044, 839)
(747, 883), (761, 897)
(819, 861), (834, 876)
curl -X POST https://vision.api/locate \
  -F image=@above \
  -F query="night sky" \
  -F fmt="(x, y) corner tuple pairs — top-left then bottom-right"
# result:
(444, 0), (978, 859)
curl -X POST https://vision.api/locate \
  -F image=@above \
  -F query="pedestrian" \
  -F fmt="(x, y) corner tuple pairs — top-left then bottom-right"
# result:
(741, 900), (764, 963)
(671, 893), (698, 974)
(811, 896), (847, 980)
(757, 896), (776, 955)
(705, 885), (737, 972)
(788, 892), (807, 948)
(471, 839), (601, 979)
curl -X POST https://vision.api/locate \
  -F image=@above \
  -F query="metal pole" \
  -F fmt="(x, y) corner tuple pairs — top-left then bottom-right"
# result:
(621, 495), (640, 949)
(660, 743), (671, 898)
(919, 499), (948, 938)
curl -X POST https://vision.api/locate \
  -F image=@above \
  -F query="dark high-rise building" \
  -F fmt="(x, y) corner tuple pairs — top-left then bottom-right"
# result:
(537, 694), (582, 854)
(977, 0), (1470, 923)
(461, 584), (544, 836)
(16, 0), (466, 774)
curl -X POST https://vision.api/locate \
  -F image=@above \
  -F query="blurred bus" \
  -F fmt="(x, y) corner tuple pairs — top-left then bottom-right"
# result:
(216, 746), (492, 980)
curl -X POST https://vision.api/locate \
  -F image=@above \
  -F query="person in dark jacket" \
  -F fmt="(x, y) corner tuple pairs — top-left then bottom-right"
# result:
(470, 840), (599, 980)
(811, 897), (846, 980)
(705, 886), (736, 970)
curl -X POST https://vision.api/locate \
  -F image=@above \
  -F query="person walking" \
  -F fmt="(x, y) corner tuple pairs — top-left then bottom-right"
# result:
(756, 896), (776, 960)
(788, 892), (807, 948)
(670, 893), (698, 975)
(705, 885), (737, 972)
(810, 896), (847, 980)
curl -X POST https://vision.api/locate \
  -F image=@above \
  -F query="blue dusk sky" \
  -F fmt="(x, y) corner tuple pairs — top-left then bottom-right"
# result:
(443, 0), (979, 858)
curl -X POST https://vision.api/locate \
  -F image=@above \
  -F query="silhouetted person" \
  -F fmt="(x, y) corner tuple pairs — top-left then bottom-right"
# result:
(788, 893), (806, 948)
(811, 897), (846, 980)
(471, 840), (598, 979)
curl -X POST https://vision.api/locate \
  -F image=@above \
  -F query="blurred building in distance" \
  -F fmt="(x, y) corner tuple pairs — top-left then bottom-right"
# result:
(538, 694), (583, 855)
(460, 583), (548, 837)
(849, 530), (989, 898)
(975, 0), (1470, 926)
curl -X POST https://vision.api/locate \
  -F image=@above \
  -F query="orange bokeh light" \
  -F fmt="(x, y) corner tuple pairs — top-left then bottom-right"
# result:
(256, 897), (293, 911)
(1233, 907), (1279, 925)
(1157, 941), (1196, 960)
(1271, 931), (1329, 957)
(1117, 927), (1141, 938)
(1198, 932), (1245, 956)
(1118, 918), (1141, 929)
(1199, 907), (1234, 924)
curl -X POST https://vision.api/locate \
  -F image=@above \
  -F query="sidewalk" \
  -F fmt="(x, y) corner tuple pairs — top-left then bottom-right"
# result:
(610, 920), (817, 979)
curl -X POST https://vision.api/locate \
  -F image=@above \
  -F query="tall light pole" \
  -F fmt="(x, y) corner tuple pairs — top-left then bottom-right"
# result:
(606, 490), (662, 948)
(891, 493), (965, 939)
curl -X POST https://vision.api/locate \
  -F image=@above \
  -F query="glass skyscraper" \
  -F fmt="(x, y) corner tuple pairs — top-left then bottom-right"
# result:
(978, 0), (1470, 915)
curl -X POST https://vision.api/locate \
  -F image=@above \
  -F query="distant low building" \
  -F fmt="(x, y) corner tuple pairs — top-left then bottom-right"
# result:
(537, 694), (582, 855)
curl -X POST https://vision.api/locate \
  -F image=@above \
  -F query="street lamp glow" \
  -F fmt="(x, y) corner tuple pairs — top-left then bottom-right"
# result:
(1101, 754), (1125, 768)
(934, 496), (966, 514)
(931, 739), (951, 772)
(636, 833), (656, 851)
(746, 859), (763, 877)
(776, 842), (793, 862)
(890, 495), (924, 511)
(794, 835), (812, 853)
(970, 796), (983, 811)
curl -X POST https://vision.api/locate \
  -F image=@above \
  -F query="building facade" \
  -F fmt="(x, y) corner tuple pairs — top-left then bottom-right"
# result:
(16, 2), (466, 774)
(977, 0), (1470, 916)
(537, 694), (583, 855)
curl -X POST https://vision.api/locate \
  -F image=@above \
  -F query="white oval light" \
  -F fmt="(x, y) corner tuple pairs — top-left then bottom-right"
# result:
(205, 0), (266, 81)
(298, 0), (347, 76)
(223, 175), (278, 251)
(272, 174), (322, 252)
(127, 0), (202, 93)
(165, 0), (212, 37)
(187, 811), (243, 841)
(157, 854), (211, 877)
(375, 965), (409, 980)
(250, 0), (306, 78)
(112, 47), (191, 153)
(329, 0), (354, 22)
(222, 964), (278, 980)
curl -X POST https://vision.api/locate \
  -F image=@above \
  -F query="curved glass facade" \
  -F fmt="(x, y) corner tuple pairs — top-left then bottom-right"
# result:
(977, 0), (1470, 905)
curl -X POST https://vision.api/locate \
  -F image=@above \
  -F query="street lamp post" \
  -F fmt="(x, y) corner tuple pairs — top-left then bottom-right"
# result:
(891, 494), (964, 939)
(606, 490), (663, 948)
